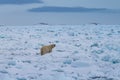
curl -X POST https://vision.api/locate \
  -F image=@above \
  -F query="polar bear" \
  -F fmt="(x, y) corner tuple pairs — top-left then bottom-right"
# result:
(40, 44), (56, 55)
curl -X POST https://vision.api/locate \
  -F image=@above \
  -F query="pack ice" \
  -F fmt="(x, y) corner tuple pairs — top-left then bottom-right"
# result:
(0, 25), (120, 80)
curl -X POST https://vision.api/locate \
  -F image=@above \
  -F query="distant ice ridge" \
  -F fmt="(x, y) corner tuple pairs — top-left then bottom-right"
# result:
(0, 25), (120, 80)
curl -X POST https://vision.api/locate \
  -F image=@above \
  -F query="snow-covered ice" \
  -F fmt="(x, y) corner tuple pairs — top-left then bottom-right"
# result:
(0, 24), (120, 80)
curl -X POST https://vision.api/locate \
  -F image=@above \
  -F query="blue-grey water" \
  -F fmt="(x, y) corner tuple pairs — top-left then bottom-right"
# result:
(0, 12), (120, 26)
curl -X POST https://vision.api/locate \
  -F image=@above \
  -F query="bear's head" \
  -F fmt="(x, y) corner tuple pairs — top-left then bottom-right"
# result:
(51, 44), (56, 48)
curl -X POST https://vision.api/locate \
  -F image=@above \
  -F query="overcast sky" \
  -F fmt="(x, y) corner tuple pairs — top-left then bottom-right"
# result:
(0, 0), (120, 26)
(43, 0), (120, 9)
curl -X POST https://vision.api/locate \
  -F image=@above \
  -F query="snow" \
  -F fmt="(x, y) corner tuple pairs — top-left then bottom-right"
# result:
(0, 24), (120, 80)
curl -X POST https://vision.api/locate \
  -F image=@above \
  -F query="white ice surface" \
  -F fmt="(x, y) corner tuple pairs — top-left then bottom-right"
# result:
(0, 25), (120, 80)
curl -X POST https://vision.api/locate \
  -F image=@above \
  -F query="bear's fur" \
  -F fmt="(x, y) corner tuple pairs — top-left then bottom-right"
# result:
(40, 44), (56, 55)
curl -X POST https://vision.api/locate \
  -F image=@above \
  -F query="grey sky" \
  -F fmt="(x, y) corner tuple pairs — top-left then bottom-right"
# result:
(0, 0), (120, 9)
(0, 0), (120, 26)
(0, 0), (42, 4)
(43, 0), (120, 9)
